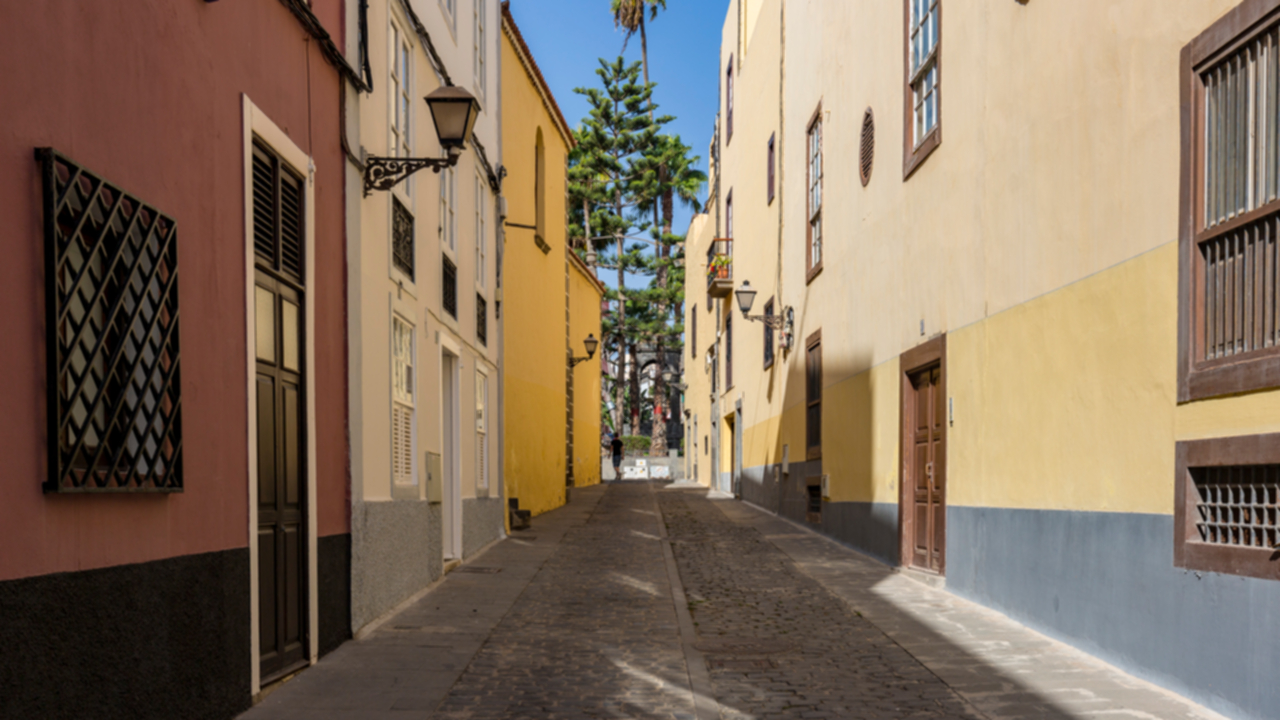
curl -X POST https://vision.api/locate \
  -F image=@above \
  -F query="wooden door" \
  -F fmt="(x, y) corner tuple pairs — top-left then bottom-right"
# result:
(255, 274), (307, 681)
(908, 365), (945, 573)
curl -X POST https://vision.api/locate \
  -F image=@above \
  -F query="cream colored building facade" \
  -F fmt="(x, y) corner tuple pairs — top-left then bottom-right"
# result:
(343, 0), (504, 634)
(686, 1), (1280, 718)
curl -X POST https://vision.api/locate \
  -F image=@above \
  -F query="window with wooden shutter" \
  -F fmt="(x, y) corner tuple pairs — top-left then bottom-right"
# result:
(726, 56), (734, 141)
(763, 298), (775, 369)
(1181, 2), (1280, 401)
(254, 143), (305, 281)
(392, 315), (415, 487)
(691, 305), (697, 358)
(476, 293), (487, 346)
(725, 312), (733, 389)
(806, 331), (822, 460)
(392, 196), (414, 281)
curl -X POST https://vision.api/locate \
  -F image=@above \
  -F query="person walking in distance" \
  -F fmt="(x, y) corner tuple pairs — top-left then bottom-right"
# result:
(610, 434), (624, 480)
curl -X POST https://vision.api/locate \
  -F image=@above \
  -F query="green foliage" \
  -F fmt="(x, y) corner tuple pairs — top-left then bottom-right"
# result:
(622, 436), (651, 454)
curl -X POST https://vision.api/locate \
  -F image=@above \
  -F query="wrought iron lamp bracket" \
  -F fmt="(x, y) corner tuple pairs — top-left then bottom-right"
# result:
(742, 312), (786, 329)
(569, 355), (594, 368)
(363, 151), (460, 196)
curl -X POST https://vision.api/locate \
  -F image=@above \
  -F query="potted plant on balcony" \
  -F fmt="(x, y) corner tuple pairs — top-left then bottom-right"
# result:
(708, 254), (731, 280)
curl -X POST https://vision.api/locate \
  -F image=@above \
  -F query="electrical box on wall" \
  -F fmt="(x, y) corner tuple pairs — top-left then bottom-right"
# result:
(426, 451), (443, 503)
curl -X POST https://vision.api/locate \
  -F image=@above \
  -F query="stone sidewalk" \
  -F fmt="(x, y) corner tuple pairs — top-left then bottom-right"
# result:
(239, 483), (1226, 720)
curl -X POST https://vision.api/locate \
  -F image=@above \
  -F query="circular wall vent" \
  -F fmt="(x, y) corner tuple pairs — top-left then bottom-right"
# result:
(859, 107), (875, 187)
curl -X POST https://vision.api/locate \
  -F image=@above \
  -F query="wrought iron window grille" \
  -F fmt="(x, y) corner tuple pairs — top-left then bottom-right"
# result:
(476, 293), (487, 345)
(443, 255), (458, 317)
(39, 148), (183, 493)
(392, 197), (415, 280)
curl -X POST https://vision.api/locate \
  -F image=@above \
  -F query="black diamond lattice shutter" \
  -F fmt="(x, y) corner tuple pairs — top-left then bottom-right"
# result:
(443, 255), (458, 317)
(253, 143), (305, 281)
(40, 148), (183, 492)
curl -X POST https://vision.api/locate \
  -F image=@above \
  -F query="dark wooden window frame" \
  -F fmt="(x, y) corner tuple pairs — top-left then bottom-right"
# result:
(725, 311), (734, 390)
(806, 104), (824, 284)
(726, 55), (735, 143)
(1174, 433), (1280, 580)
(691, 304), (697, 358)
(897, 333), (946, 570)
(767, 133), (776, 204)
(903, 0), (942, 180)
(805, 329), (822, 460)
(763, 298), (775, 370)
(1179, 0), (1280, 402)
(476, 292), (487, 346)
(443, 253), (458, 318)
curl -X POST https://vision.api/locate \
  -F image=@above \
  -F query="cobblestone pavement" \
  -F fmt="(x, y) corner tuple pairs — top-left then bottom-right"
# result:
(240, 482), (1225, 720)
(433, 482), (694, 720)
(658, 490), (979, 720)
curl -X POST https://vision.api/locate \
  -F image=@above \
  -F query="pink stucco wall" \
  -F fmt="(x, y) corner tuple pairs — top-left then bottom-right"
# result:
(0, 0), (350, 582)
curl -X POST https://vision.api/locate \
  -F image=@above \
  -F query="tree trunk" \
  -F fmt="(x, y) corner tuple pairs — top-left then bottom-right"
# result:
(629, 343), (642, 438)
(613, 216), (626, 436)
(649, 186), (675, 457)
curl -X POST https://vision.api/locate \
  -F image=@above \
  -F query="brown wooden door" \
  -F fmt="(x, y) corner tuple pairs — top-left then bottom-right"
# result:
(909, 365), (945, 573)
(255, 274), (307, 682)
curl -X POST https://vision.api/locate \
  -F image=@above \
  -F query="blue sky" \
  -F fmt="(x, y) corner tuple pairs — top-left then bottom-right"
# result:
(506, 0), (726, 288)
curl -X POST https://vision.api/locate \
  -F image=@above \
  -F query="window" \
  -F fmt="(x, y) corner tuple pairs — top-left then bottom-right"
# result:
(475, 172), (487, 287)
(1175, 434), (1280, 580)
(443, 254), (458, 317)
(473, 0), (487, 99)
(535, 129), (546, 244)
(476, 369), (489, 492)
(725, 312), (733, 389)
(1180, 4), (1280, 401)
(806, 110), (823, 281)
(904, 0), (941, 177)
(440, 166), (456, 251)
(806, 330), (822, 460)
(476, 293), (487, 345)
(40, 148), (183, 492)
(767, 133), (776, 204)
(392, 316), (416, 487)
(389, 21), (412, 160)
(763, 298), (775, 368)
(691, 305), (697, 358)
(726, 56), (734, 140)
(726, 190), (734, 239)
(392, 196), (415, 281)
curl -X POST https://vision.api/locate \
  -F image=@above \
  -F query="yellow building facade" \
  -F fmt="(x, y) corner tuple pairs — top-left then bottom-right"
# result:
(686, 2), (1280, 718)
(501, 6), (603, 521)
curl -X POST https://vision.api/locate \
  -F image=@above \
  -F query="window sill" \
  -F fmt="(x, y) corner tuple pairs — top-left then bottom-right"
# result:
(806, 447), (822, 462)
(903, 127), (940, 180)
(806, 261), (823, 285)
(1180, 350), (1280, 403)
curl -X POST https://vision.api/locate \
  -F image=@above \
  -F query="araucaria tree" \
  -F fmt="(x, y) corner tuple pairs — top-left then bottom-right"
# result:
(571, 58), (669, 436)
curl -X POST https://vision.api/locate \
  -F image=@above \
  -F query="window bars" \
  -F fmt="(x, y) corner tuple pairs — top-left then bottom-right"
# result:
(443, 254), (458, 317)
(39, 148), (183, 492)
(1191, 465), (1280, 550)
(392, 196), (415, 280)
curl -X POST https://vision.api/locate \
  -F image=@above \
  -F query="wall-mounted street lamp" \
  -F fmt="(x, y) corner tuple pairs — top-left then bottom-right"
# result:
(363, 85), (482, 196)
(735, 281), (785, 328)
(570, 334), (599, 368)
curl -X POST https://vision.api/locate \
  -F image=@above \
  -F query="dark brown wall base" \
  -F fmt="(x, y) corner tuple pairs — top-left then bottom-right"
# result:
(0, 548), (251, 720)
(318, 533), (352, 656)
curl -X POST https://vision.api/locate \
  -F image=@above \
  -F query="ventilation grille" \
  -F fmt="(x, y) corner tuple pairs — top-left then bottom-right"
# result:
(859, 108), (875, 187)
(1192, 465), (1279, 549)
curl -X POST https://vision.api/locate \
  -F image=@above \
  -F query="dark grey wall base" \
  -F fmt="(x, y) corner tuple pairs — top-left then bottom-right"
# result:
(463, 497), (505, 558)
(317, 533), (352, 656)
(947, 506), (1280, 720)
(0, 548), (251, 720)
(351, 499), (442, 632)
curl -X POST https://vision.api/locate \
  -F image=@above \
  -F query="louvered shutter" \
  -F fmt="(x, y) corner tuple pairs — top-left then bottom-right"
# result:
(393, 403), (414, 485)
(279, 172), (304, 278)
(252, 148), (276, 263)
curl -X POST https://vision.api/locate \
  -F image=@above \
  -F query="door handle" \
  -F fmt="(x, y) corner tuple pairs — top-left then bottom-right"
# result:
(925, 462), (933, 478)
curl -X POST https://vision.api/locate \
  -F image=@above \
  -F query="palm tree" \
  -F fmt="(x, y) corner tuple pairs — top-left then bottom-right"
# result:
(611, 0), (667, 92)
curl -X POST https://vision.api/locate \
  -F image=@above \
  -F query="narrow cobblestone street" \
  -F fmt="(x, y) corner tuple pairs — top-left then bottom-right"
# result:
(241, 484), (1227, 720)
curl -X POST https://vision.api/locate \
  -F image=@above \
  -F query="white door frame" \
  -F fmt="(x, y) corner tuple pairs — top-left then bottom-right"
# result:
(241, 95), (319, 695)
(440, 342), (463, 560)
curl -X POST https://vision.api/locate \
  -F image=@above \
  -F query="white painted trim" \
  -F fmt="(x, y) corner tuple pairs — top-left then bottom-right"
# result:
(242, 94), (320, 695)
(439, 341), (463, 560)
(391, 294), (420, 498)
